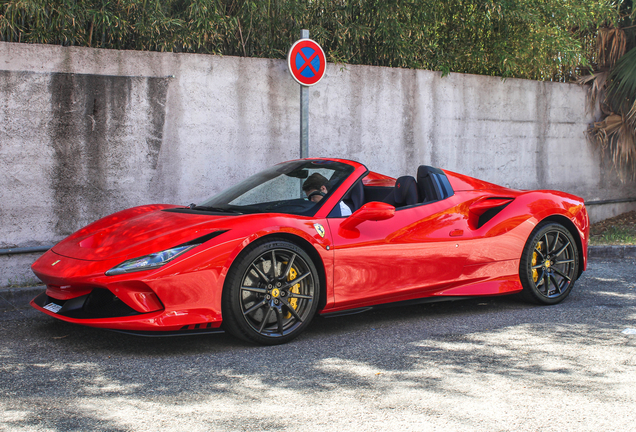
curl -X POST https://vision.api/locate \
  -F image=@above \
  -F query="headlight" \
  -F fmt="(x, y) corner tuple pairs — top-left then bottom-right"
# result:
(105, 245), (197, 276)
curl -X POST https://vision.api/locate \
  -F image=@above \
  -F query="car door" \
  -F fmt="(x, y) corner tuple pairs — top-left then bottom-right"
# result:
(326, 195), (471, 310)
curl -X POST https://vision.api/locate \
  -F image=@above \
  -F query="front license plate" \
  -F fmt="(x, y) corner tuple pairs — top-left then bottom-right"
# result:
(43, 303), (62, 313)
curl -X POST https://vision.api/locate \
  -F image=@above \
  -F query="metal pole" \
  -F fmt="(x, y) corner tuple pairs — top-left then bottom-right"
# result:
(0, 245), (53, 256)
(300, 29), (309, 159)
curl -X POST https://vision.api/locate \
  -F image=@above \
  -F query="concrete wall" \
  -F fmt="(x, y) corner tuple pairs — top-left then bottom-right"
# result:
(1, 41), (635, 285)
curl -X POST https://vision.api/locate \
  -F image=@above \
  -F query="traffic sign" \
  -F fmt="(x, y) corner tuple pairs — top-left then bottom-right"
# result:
(287, 39), (326, 86)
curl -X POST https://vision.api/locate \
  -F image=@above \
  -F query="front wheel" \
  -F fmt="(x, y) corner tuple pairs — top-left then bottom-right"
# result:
(222, 239), (320, 345)
(519, 222), (579, 305)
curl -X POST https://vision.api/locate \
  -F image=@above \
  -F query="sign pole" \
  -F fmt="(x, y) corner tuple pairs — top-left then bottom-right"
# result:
(288, 30), (325, 159)
(300, 29), (309, 159)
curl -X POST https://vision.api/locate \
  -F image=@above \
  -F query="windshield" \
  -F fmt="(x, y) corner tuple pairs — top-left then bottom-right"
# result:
(196, 160), (356, 216)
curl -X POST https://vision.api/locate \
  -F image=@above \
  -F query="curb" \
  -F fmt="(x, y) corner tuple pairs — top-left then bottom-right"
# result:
(588, 245), (636, 259)
(0, 286), (43, 312)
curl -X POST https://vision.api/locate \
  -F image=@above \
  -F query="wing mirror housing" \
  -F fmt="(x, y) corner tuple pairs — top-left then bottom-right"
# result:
(340, 202), (395, 231)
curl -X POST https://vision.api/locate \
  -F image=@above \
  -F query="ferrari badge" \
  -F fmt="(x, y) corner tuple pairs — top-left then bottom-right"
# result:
(313, 223), (325, 238)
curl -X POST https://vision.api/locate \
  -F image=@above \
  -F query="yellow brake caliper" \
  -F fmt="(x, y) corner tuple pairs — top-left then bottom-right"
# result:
(284, 265), (300, 319)
(532, 241), (543, 282)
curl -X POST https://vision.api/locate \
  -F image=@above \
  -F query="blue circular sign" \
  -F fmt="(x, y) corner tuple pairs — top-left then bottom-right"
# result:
(287, 39), (326, 86)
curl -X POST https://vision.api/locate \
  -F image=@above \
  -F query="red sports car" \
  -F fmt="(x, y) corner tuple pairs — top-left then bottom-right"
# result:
(31, 158), (589, 345)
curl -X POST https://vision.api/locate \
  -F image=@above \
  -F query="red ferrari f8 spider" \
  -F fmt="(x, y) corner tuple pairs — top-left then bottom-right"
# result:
(31, 158), (589, 344)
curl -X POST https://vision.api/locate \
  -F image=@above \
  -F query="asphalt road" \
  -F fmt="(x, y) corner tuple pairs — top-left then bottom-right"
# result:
(1, 258), (636, 432)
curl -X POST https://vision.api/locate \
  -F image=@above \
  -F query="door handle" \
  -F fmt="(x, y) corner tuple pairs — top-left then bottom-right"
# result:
(449, 229), (464, 237)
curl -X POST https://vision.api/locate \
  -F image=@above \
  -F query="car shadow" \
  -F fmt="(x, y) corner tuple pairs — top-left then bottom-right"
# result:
(2, 258), (635, 430)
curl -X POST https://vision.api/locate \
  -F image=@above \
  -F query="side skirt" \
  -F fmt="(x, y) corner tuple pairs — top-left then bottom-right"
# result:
(109, 327), (225, 337)
(319, 296), (474, 318)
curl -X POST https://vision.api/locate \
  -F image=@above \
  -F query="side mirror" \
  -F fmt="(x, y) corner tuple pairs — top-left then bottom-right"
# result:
(340, 202), (395, 231)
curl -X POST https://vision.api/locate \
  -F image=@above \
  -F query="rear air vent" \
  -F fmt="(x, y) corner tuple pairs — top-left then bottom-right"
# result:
(477, 203), (511, 228)
(468, 197), (514, 229)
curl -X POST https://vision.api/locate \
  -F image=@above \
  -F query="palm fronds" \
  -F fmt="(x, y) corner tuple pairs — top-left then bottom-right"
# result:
(583, 26), (636, 180)
(579, 0), (636, 180)
(596, 27), (627, 69)
(607, 47), (636, 114)
(589, 113), (636, 178)
(577, 70), (610, 114)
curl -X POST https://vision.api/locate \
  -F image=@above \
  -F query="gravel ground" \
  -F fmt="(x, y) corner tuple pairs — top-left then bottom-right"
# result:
(1, 258), (636, 432)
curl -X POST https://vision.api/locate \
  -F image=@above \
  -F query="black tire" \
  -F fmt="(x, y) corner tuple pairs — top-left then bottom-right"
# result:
(519, 222), (579, 305)
(222, 239), (320, 345)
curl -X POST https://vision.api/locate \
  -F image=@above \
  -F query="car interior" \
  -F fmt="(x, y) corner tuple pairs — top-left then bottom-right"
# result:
(333, 165), (455, 216)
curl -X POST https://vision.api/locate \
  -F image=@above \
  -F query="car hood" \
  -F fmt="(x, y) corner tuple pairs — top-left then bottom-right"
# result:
(52, 206), (232, 261)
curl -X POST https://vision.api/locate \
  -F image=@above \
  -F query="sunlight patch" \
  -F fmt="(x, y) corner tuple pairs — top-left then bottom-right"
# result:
(590, 277), (620, 283)
(0, 407), (29, 422)
(595, 291), (636, 299)
(317, 358), (388, 378)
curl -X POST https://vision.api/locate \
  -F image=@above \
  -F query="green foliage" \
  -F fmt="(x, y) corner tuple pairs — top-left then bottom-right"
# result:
(0, 0), (623, 81)
(590, 225), (636, 245)
(607, 46), (636, 113)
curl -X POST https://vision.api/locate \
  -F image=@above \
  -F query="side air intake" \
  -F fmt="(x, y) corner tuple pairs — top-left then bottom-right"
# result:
(468, 197), (514, 229)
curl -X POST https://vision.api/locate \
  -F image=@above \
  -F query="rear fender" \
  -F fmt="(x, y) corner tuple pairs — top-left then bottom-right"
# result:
(490, 191), (588, 275)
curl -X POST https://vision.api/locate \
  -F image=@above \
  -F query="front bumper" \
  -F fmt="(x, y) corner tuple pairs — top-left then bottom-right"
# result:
(31, 250), (225, 333)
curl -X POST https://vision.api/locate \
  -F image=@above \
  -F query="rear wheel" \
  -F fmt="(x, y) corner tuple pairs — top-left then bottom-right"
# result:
(222, 239), (319, 345)
(519, 222), (579, 305)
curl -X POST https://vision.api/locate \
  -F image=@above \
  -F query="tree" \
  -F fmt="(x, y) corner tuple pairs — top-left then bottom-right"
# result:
(580, 1), (636, 179)
(0, 0), (620, 81)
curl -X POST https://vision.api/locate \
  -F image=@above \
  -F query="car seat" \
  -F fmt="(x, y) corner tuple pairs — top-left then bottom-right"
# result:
(417, 165), (453, 202)
(342, 180), (365, 212)
(383, 176), (419, 208)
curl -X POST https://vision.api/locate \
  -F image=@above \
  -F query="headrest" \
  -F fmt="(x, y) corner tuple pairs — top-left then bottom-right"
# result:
(394, 176), (418, 203)
(417, 165), (443, 181)
(417, 165), (444, 201)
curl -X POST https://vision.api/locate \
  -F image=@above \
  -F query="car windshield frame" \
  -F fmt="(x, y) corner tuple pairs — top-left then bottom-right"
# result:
(194, 160), (357, 217)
